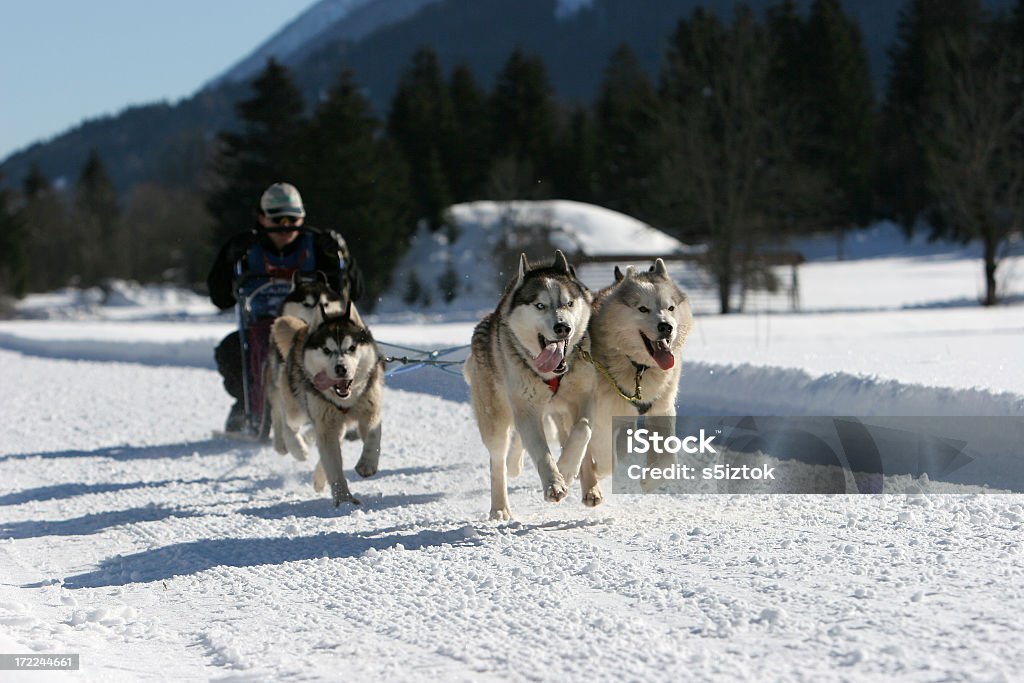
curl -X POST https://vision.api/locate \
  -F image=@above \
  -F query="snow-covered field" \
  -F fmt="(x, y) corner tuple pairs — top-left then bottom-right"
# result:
(1, 204), (1023, 681)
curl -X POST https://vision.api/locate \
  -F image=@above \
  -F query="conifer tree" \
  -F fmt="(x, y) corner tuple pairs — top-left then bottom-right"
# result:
(206, 59), (306, 245)
(21, 164), (70, 292)
(880, 0), (984, 230)
(658, 8), (797, 314)
(551, 106), (597, 203)
(0, 173), (28, 297)
(299, 70), (413, 303)
(447, 64), (491, 202)
(73, 149), (121, 286)
(593, 44), (661, 220)
(803, 0), (877, 233)
(489, 48), (558, 197)
(387, 47), (456, 231)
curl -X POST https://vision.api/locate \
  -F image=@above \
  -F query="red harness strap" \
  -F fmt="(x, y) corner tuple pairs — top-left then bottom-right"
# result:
(546, 377), (561, 394)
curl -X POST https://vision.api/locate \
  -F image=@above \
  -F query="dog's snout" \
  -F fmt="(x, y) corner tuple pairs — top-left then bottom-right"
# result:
(334, 364), (348, 377)
(553, 322), (572, 339)
(657, 322), (673, 338)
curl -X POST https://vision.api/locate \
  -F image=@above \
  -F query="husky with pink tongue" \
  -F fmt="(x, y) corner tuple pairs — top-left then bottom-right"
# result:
(464, 251), (596, 521)
(581, 258), (694, 507)
(270, 301), (382, 507)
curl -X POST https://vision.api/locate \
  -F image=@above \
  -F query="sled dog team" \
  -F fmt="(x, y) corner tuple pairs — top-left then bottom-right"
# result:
(265, 251), (693, 518)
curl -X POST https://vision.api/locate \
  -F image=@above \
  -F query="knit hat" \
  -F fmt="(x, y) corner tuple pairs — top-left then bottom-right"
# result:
(260, 182), (306, 219)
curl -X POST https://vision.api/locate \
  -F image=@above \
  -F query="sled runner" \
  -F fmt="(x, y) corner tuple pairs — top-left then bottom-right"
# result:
(232, 271), (293, 440)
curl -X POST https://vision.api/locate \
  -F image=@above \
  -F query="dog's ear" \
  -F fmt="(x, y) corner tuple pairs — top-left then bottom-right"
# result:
(291, 270), (302, 285)
(653, 258), (668, 276)
(341, 300), (353, 322)
(311, 301), (327, 329)
(552, 250), (570, 274)
(613, 266), (624, 283)
(624, 265), (637, 280)
(516, 253), (530, 288)
(316, 270), (330, 286)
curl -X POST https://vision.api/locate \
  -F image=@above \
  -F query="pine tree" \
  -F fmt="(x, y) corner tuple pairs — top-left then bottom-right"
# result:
(299, 70), (413, 303)
(206, 59), (306, 245)
(387, 47), (456, 231)
(803, 0), (877, 233)
(880, 0), (984, 230)
(0, 173), (28, 297)
(658, 8), (797, 314)
(21, 164), (71, 292)
(489, 48), (558, 197)
(447, 63), (492, 202)
(593, 43), (661, 220)
(72, 149), (122, 286)
(551, 106), (597, 203)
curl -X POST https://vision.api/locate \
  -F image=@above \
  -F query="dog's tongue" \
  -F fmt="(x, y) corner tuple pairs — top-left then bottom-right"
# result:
(313, 371), (346, 392)
(534, 340), (565, 374)
(651, 341), (675, 371)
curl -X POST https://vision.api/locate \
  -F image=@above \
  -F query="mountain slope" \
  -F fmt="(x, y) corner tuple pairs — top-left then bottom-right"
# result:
(1, 0), (1014, 195)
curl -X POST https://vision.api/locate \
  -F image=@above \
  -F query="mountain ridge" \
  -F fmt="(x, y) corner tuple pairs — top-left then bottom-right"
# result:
(1, 0), (1014, 195)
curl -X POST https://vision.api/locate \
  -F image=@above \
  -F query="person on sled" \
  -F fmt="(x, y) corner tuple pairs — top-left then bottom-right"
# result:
(207, 182), (364, 432)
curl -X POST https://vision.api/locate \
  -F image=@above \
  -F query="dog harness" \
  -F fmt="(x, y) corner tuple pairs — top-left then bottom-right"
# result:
(579, 349), (652, 414)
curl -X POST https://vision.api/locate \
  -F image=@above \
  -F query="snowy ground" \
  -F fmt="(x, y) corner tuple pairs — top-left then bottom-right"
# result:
(1, 215), (1023, 681)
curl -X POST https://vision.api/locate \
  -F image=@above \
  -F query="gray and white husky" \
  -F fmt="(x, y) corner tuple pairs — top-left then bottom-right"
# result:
(580, 258), (694, 506)
(270, 303), (382, 506)
(264, 271), (347, 457)
(464, 250), (596, 521)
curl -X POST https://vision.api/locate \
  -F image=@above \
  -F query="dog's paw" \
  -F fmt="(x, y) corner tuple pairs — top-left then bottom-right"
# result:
(331, 481), (361, 508)
(354, 458), (378, 478)
(582, 485), (604, 507)
(489, 507), (512, 521)
(544, 478), (568, 503)
(312, 462), (327, 492)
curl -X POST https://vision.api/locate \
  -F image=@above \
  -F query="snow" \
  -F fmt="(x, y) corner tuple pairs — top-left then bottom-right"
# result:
(1, 201), (1023, 680)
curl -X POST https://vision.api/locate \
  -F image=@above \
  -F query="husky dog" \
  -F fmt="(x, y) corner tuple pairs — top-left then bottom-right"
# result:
(580, 258), (693, 505)
(464, 250), (596, 521)
(270, 303), (382, 506)
(280, 270), (346, 322)
(265, 271), (346, 456)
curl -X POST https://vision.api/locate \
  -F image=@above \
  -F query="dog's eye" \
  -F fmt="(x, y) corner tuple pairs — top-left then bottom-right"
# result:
(348, 345), (356, 353)
(322, 348), (331, 356)
(668, 306), (675, 312)
(535, 303), (546, 310)
(566, 300), (574, 308)
(639, 306), (650, 313)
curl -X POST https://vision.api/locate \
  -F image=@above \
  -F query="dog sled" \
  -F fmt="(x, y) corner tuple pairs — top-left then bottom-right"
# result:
(222, 271), (294, 441)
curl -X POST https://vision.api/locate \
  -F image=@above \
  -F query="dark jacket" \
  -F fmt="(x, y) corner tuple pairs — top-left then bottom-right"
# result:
(207, 224), (364, 311)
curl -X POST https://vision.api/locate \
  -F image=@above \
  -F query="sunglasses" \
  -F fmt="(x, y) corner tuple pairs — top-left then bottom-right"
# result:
(265, 215), (301, 231)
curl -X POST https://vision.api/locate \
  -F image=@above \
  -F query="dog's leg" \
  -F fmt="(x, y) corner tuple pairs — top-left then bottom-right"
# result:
(312, 460), (326, 493)
(311, 408), (358, 507)
(354, 416), (381, 478)
(556, 417), (592, 484)
(582, 410), (611, 506)
(483, 423), (513, 521)
(506, 430), (524, 478)
(281, 388), (309, 462)
(579, 450), (603, 507)
(515, 411), (567, 503)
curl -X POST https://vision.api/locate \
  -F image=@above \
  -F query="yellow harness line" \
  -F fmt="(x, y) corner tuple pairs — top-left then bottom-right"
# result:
(577, 348), (647, 407)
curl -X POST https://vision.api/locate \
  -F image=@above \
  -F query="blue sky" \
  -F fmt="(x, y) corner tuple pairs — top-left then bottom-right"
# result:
(0, 0), (317, 160)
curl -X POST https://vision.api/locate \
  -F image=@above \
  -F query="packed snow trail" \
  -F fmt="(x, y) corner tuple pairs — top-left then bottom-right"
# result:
(1, 349), (1023, 681)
